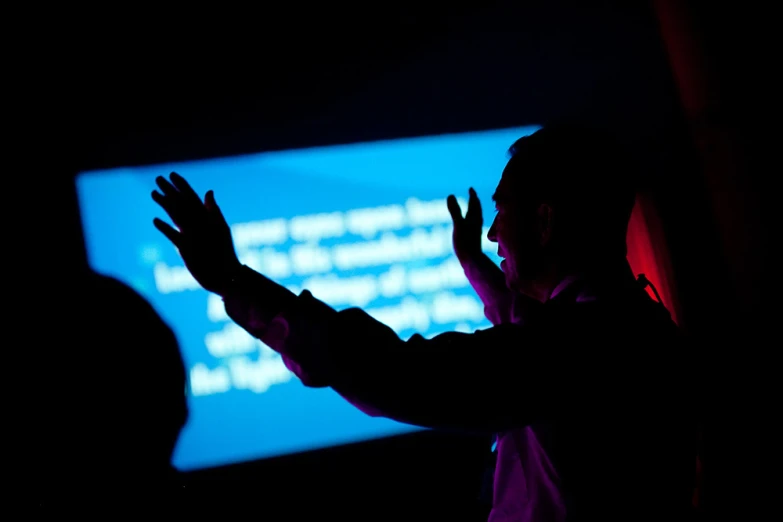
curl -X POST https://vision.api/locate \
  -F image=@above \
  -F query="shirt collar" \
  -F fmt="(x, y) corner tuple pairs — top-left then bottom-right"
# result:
(549, 275), (582, 300)
(549, 261), (637, 303)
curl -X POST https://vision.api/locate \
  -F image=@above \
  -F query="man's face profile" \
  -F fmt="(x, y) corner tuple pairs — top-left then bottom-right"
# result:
(488, 167), (543, 294)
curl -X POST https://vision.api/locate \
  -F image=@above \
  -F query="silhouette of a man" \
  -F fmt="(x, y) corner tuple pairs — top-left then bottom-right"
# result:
(151, 126), (695, 521)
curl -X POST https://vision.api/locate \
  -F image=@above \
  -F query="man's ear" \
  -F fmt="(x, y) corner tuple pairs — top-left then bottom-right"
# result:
(536, 203), (554, 246)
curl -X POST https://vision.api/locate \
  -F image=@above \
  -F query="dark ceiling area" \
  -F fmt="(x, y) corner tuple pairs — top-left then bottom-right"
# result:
(46, 3), (489, 162)
(43, 2), (675, 170)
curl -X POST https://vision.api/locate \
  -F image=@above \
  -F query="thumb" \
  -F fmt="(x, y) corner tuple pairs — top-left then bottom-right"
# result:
(447, 194), (463, 223)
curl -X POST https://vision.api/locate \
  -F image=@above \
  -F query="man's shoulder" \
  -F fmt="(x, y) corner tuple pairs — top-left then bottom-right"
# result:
(542, 290), (678, 333)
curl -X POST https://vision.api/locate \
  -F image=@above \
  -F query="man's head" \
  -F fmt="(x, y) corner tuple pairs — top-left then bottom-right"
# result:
(58, 273), (188, 487)
(487, 125), (637, 300)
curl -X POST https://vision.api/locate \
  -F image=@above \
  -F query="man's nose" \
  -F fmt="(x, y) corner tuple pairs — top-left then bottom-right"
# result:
(487, 217), (498, 242)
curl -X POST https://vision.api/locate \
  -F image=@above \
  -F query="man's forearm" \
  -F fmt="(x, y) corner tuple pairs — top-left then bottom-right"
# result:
(221, 266), (333, 387)
(220, 266), (551, 431)
(460, 253), (514, 325)
(221, 265), (298, 337)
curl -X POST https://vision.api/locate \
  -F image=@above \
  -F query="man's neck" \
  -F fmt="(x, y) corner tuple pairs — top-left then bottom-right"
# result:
(516, 266), (565, 303)
(521, 258), (633, 302)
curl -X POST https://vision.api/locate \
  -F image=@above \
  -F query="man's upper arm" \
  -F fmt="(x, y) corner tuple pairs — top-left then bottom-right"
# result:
(264, 292), (563, 432)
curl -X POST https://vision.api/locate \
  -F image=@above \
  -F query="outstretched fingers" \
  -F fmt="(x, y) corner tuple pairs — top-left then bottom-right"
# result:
(153, 217), (182, 247)
(170, 172), (203, 206)
(152, 172), (208, 227)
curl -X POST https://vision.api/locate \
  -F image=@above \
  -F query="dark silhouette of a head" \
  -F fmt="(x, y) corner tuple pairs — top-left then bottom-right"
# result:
(65, 272), (188, 486)
(488, 124), (637, 292)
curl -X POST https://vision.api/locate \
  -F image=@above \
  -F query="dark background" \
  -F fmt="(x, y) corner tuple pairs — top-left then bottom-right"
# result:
(27, 0), (769, 518)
